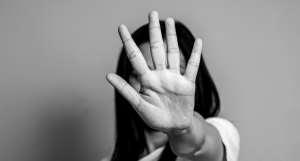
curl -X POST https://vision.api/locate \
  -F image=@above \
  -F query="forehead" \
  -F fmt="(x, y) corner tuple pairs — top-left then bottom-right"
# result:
(138, 41), (186, 70)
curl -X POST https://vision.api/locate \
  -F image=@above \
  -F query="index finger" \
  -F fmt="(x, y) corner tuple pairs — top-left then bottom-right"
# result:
(118, 25), (150, 76)
(184, 38), (202, 83)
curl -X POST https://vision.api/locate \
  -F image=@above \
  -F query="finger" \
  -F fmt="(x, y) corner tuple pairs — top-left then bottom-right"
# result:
(184, 38), (202, 82)
(106, 73), (144, 111)
(118, 25), (150, 76)
(148, 11), (166, 70)
(165, 18), (180, 73)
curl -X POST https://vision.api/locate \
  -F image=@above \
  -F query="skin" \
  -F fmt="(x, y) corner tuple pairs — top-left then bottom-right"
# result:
(107, 11), (225, 161)
(129, 41), (186, 153)
(129, 41), (186, 95)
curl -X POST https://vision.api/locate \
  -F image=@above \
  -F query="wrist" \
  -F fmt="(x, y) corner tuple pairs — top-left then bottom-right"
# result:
(166, 112), (202, 138)
(166, 112), (207, 157)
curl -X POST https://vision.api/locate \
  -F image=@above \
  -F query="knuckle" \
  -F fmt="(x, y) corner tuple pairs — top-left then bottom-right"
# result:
(123, 37), (133, 44)
(192, 49), (201, 54)
(166, 33), (177, 36)
(127, 50), (140, 59)
(166, 32), (177, 37)
(149, 26), (160, 30)
(168, 47), (180, 53)
(119, 82), (128, 92)
(151, 41), (164, 48)
(188, 61), (199, 68)
(155, 64), (165, 70)
(169, 67), (178, 72)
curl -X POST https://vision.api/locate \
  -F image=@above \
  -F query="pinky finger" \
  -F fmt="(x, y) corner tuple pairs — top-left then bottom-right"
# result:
(184, 38), (202, 83)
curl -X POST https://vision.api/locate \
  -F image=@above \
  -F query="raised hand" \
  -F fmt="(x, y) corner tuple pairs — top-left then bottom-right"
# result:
(106, 11), (202, 134)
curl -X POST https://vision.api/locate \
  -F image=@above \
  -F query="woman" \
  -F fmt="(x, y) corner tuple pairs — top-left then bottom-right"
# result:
(104, 11), (239, 161)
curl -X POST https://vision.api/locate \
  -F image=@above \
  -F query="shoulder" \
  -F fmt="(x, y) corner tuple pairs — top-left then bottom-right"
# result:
(101, 146), (114, 161)
(101, 157), (110, 161)
(205, 117), (240, 161)
(101, 156), (110, 161)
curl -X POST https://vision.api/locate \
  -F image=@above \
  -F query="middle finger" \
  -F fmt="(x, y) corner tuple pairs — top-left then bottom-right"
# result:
(148, 11), (166, 70)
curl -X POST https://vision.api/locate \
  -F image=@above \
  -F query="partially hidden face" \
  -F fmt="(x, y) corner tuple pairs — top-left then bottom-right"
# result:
(129, 41), (187, 92)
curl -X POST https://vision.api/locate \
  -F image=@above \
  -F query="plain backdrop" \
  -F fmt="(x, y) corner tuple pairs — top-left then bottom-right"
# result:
(0, 0), (300, 161)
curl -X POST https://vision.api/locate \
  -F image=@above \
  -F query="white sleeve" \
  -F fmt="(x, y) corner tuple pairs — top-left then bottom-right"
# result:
(101, 146), (114, 161)
(206, 117), (240, 161)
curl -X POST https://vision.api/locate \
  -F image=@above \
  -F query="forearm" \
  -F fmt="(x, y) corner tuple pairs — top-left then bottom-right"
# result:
(167, 112), (225, 161)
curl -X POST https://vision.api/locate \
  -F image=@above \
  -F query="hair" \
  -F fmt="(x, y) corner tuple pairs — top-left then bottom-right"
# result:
(111, 20), (220, 161)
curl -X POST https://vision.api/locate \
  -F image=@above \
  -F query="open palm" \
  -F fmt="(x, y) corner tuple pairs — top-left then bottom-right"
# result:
(107, 11), (202, 133)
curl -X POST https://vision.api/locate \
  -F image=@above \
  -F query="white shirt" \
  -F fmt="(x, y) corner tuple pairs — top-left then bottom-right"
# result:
(102, 117), (240, 161)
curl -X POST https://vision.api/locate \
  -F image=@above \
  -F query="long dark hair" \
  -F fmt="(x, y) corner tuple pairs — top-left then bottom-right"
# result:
(111, 21), (220, 161)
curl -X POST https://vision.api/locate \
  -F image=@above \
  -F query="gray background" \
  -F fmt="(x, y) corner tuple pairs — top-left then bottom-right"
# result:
(0, 0), (299, 161)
